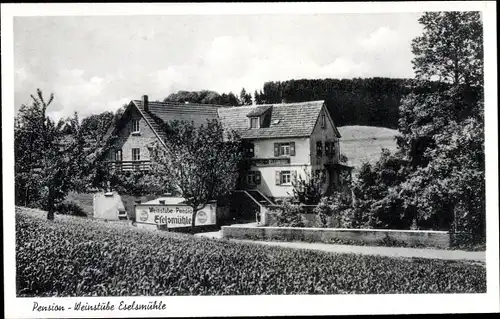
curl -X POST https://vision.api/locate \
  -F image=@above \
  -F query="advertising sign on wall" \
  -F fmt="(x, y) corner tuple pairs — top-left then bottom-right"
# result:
(135, 202), (217, 228)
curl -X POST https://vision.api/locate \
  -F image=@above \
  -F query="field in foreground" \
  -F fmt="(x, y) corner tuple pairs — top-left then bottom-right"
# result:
(338, 126), (398, 169)
(16, 207), (485, 296)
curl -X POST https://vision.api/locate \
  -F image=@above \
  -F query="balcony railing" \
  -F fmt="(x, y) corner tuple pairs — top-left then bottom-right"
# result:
(108, 160), (151, 172)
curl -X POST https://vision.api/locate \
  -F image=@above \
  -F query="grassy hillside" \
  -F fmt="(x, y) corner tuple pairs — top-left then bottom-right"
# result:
(16, 207), (486, 296)
(65, 192), (94, 215)
(338, 126), (399, 169)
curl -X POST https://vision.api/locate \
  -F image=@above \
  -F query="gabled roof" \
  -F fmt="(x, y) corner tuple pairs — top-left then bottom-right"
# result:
(108, 99), (340, 146)
(217, 100), (340, 139)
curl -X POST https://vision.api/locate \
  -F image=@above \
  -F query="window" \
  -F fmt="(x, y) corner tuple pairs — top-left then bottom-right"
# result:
(250, 117), (259, 129)
(274, 142), (296, 157)
(114, 149), (123, 161)
(325, 141), (335, 157)
(132, 119), (140, 133)
(280, 171), (291, 185)
(244, 143), (255, 158)
(280, 144), (290, 156)
(316, 141), (323, 156)
(330, 141), (336, 157)
(246, 174), (254, 185)
(246, 171), (261, 185)
(321, 113), (326, 128)
(276, 170), (296, 185)
(132, 148), (141, 161)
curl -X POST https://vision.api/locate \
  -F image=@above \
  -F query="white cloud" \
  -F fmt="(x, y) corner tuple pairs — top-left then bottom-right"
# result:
(152, 36), (370, 96)
(359, 26), (399, 50)
(15, 68), (28, 83)
(49, 70), (115, 119)
(319, 58), (367, 78)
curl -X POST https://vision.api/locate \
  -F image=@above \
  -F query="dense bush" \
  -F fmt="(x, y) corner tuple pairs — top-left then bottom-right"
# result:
(268, 200), (306, 227)
(313, 198), (333, 228)
(290, 169), (326, 205)
(55, 201), (87, 217)
(16, 207), (485, 296)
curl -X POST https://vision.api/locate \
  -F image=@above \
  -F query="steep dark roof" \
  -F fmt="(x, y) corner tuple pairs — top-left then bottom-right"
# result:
(133, 100), (220, 126)
(132, 100), (222, 145)
(218, 100), (335, 139)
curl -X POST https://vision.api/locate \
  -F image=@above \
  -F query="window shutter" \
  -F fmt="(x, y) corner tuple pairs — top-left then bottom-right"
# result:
(290, 142), (295, 156)
(255, 171), (261, 185)
(249, 143), (255, 158)
(274, 143), (279, 157)
(292, 170), (297, 183)
(275, 171), (281, 185)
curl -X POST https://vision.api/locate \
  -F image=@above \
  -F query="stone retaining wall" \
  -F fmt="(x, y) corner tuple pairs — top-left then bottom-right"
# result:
(221, 225), (451, 249)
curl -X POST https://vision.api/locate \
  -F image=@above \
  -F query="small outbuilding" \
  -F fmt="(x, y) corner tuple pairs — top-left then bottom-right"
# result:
(93, 191), (127, 220)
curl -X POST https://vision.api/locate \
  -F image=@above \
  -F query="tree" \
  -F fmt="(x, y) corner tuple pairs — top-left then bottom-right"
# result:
(149, 119), (243, 233)
(81, 111), (114, 146)
(258, 78), (411, 128)
(411, 12), (483, 87)
(15, 89), (86, 219)
(363, 12), (485, 236)
(240, 88), (252, 106)
(15, 89), (118, 219)
(219, 92), (240, 106)
(290, 168), (326, 205)
(254, 89), (265, 105)
(164, 90), (241, 106)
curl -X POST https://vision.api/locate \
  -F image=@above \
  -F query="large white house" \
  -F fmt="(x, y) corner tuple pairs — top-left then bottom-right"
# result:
(218, 101), (352, 199)
(107, 95), (352, 201)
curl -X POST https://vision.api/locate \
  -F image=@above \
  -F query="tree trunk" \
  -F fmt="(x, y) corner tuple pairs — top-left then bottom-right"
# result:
(46, 191), (55, 220)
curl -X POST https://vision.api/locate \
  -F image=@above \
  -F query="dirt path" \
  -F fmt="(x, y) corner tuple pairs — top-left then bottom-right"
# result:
(229, 240), (486, 263)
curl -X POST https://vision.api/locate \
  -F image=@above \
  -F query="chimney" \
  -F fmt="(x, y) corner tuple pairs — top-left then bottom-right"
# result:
(142, 95), (149, 112)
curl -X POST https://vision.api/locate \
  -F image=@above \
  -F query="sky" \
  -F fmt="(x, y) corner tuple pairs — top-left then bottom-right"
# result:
(14, 13), (424, 120)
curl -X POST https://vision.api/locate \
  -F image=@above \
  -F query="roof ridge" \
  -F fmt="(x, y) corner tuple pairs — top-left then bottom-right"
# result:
(219, 100), (325, 110)
(133, 99), (229, 108)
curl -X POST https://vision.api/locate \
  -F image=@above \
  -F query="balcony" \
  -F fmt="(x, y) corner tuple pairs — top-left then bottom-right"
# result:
(108, 160), (151, 172)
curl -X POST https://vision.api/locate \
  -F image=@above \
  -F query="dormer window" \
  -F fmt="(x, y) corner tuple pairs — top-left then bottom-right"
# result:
(250, 117), (259, 129)
(247, 105), (272, 129)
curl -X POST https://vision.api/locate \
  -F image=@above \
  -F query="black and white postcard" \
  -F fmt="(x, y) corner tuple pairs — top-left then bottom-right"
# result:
(2, 1), (498, 318)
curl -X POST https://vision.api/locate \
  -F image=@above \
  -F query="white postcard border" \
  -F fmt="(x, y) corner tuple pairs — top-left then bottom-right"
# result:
(2, 2), (498, 318)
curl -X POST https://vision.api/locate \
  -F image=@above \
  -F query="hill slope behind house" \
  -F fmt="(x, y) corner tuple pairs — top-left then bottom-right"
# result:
(338, 126), (398, 169)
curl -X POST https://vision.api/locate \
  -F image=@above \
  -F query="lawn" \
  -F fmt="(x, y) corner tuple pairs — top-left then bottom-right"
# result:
(338, 125), (398, 169)
(16, 207), (485, 296)
(65, 192), (94, 216)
